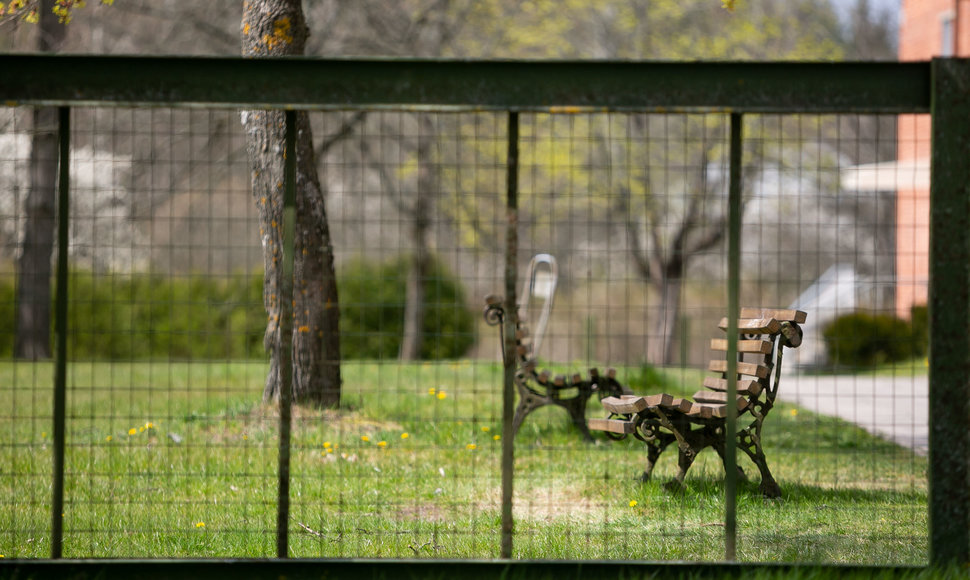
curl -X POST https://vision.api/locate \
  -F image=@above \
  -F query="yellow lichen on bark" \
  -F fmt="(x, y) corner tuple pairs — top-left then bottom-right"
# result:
(262, 17), (293, 51)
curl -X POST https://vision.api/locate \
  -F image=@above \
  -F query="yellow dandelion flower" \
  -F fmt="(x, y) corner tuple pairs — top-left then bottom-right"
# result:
(481, 426), (490, 433)
(128, 428), (137, 436)
(326, 448), (333, 454)
(242, 434), (248, 440)
(466, 443), (477, 451)
(145, 422), (155, 429)
(361, 435), (370, 442)
(629, 500), (638, 507)
(789, 409), (798, 417)
(428, 387), (436, 396)
(323, 441), (332, 448)
(377, 441), (387, 448)
(41, 432), (47, 438)
(139, 426), (145, 433)
(195, 521), (206, 528)
(437, 391), (447, 400)
(493, 434), (501, 441)
(400, 432), (409, 439)
(105, 435), (112, 442)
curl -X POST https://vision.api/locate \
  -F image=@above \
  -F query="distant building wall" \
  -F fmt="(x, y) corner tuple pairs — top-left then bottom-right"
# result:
(897, 0), (965, 317)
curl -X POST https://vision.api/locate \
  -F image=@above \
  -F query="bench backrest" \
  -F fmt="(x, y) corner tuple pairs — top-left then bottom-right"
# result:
(690, 308), (807, 419)
(514, 254), (558, 365)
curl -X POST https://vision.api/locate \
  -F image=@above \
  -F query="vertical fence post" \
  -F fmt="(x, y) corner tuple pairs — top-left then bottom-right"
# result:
(928, 57), (970, 566)
(500, 111), (519, 559)
(276, 109), (298, 558)
(50, 106), (70, 559)
(724, 112), (743, 561)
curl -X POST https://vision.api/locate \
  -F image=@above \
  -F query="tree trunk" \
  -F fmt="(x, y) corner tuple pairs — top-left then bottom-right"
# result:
(400, 223), (431, 361)
(646, 275), (682, 366)
(242, 0), (341, 407)
(15, 0), (67, 360)
(399, 117), (435, 361)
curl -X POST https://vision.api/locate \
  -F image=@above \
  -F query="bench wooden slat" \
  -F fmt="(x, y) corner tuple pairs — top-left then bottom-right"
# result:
(717, 317), (782, 334)
(601, 393), (676, 414)
(710, 338), (773, 354)
(687, 403), (741, 419)
(588, 417), (636, 434)
(702, 377), (763, 396)
(708, 360), (770, 378)
(740, 307), (807, 324)
(686, 404), (715, 419)
(664, 397), (694, 413)
(601, 395), (649, 414)
(642, 393), (674, 408)
(691, 391), (750, 408)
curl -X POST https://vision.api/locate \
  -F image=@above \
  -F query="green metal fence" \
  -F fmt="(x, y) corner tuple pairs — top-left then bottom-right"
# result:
(0, 54), (966, 575)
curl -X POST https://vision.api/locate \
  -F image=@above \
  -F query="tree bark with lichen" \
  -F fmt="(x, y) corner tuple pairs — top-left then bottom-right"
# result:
(241, 0), (341, 407)
(15, 0), (67, 360)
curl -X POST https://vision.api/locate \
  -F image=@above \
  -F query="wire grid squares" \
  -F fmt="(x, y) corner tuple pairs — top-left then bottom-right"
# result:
(0, 105), (928, 562)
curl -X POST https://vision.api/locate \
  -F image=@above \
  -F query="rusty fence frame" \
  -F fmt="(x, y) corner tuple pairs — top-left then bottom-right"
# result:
(0, 54), (966, 576)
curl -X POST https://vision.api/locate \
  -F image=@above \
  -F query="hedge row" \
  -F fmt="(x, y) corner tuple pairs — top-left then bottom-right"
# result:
(821, 305), (928, 369)
(0, 256), (476, 360)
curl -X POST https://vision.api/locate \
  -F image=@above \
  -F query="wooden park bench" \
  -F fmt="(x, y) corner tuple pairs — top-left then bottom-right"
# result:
(588, 308), (806, 498)
(483, 254), (631, 441)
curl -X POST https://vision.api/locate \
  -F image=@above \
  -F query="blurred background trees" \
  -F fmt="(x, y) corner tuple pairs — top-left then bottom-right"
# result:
(0, 0), (899, 371)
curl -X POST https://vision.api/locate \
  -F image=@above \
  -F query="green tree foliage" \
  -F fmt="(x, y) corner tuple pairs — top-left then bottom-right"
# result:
(0, 0), (113, 25)
(339, 256), (476, 360)
(456, 0), (844, 60)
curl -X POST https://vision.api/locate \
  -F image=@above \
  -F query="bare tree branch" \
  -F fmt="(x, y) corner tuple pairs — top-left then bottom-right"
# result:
(315, 111), (367, 163)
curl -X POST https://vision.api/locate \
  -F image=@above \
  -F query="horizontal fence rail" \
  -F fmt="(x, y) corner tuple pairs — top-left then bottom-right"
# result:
(0, 55), (932, 113)
(0, 55), (966, 575)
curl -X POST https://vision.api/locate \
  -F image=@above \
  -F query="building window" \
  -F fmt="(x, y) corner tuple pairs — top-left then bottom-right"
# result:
(941, 11), (955, 56)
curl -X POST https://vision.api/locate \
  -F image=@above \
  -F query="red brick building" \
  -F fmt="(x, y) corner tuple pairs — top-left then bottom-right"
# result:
(896, 0), (963, 316)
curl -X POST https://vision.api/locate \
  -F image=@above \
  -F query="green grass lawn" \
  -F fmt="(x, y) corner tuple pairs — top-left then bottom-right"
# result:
(0, 360), (927, 563)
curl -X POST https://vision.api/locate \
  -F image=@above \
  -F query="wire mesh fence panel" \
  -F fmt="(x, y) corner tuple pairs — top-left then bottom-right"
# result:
(1, 106), (278, 558)
(287, 110), (508, 558)
(0, 103), (930, 563)
(0, 106), (54, 557)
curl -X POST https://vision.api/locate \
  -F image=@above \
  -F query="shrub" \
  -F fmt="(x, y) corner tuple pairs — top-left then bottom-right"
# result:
(0, 256), (476, 361)
(625, 363), (682, 394)
(0, 279), (14, 357)
(908, 304), (929, 358)
(338, 255), (476, 360)
(822, 311), (918, 369)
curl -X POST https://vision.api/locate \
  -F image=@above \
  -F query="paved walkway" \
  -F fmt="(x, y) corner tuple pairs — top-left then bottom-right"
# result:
(779, 373), (929, 455)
